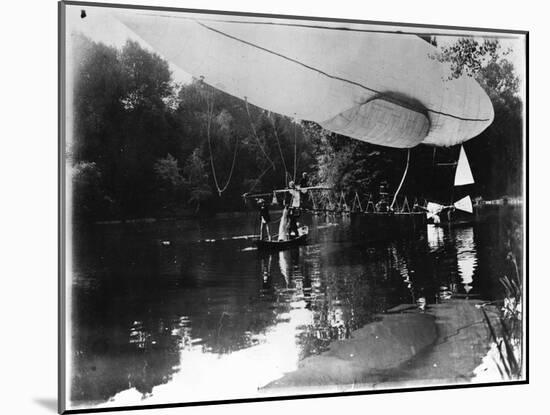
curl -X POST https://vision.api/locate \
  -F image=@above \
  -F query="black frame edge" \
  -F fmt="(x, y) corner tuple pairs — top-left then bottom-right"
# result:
(59, 1), (67, 414)
(63, 0), (528, 35)
(524, 30), (529, 385)
(63, 380), (528, 414)
(57, 1), (530, 413)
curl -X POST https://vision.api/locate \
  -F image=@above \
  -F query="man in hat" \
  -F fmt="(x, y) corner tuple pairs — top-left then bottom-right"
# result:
(257, 198), (271, 241)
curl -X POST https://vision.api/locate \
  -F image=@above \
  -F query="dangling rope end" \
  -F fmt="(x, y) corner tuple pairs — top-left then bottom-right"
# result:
(390, 148), (411, 210)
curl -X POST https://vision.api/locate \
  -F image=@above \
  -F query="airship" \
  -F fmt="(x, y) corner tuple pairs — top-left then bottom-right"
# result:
(116, 11), (494, 149)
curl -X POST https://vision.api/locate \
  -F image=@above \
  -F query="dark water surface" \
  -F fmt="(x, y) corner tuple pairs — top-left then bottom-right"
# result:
(70, 206), (522, 407)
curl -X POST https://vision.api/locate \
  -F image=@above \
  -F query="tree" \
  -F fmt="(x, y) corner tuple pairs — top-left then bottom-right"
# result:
(175, 80), (314, 209)
(154, 154), (183, 188)
(71, 35), (181, 220)
(183, 149), (213, 213)
(72, 34), (124, 164)
(71, 161), (113, 221)
(71, 35), (318, 219)
(434, 38), (501, 79)
(303, 122), (403, 200)
(119, 40), (173, 111)
(434, 38), (523, 197)
(153, 154), (184, 213)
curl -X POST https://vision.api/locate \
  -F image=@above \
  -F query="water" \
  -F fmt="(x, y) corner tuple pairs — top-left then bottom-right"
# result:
(69, 206), (522, 407)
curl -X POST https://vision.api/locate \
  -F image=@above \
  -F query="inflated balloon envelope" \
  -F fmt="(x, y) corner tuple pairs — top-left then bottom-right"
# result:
(116, 12), (494, 148)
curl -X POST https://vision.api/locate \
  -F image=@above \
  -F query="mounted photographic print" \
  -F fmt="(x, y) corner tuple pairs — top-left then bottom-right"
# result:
(59, 1), (528, 413)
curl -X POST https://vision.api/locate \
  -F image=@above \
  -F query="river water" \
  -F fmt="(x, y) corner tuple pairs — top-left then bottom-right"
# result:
(69, 205), (522, 408)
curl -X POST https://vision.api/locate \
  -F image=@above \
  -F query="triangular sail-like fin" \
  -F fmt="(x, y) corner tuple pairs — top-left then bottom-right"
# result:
(454, 195), (473, 214)
(454, 146), (474, 186)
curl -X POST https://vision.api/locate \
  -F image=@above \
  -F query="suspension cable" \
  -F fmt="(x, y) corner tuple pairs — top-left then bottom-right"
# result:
(204, 87), (239, 196)
(247, 164), (273, 194)
(244, 98), (276, 169)
(390, 148), (411, 210)
(293, 121), (297, 181)
(268, 112), (290, 184)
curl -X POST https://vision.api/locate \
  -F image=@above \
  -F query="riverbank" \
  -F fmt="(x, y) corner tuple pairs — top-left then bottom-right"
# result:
(89, 197), (521, 225)
(262, 299), (502, 394)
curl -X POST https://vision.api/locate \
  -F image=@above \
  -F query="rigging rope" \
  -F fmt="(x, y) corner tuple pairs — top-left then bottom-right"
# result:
(402, 196), (411, 213)
(247, 164), (273, 194)
(293, 121), (297, 181)
(390, 149), (411, 210)
(268, 112), (290, 184)
(244, 98), (276, 169)
(310, 190), (317, 210)
(338, 191), (349, 210)
(204, 87), (239, 196)
(366, 194), (376, 212)
(352, 192), (363, 212)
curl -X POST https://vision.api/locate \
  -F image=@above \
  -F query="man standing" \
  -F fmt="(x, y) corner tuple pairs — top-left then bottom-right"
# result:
(299, 172), (309, 189)
(287, 181), (300, 238)
(257, 198), (271, 241)
(298, 172), (311, 211)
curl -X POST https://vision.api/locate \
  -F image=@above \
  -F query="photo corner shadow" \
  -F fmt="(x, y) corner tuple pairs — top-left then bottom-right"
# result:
(34, 398), (58, 413)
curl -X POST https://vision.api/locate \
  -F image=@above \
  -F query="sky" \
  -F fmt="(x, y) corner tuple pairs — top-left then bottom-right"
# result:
(65, 4), (526, 89)
(65, 6), (193, 83)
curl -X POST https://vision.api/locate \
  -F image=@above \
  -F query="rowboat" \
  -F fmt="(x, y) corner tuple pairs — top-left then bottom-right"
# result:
(254, 226), (308, 251)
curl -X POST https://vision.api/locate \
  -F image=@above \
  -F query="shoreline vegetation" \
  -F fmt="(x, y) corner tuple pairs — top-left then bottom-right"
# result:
(91, 198), (523, 225)
(478, 242), (523, 380)
(71, 34), (522, 225)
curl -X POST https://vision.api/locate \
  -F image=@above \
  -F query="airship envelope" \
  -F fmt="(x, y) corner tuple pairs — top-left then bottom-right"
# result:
(116, 12), (494, 148)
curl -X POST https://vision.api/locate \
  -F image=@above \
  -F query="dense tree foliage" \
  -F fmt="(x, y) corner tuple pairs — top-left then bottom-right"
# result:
(302, 121), (403, 199)
(70, 34), (523, 222)
(436, 38), (523, 198)
(70, 35), (314, 221)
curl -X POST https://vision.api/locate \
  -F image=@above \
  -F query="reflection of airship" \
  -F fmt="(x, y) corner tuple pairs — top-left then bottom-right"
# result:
(117, 12), (494, 148)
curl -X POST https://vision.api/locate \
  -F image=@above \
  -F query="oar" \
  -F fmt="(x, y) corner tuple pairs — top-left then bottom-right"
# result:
(243, 186), (332, 199)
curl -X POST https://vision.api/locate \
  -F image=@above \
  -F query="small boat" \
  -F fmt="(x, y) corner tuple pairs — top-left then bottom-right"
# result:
(254, 226), (308, 251)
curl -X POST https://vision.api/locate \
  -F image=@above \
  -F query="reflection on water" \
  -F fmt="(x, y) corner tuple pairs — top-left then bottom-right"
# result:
(455, 227), (478, 295)
(70, 208), (520, 407)
(427, 223), (445, 252)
